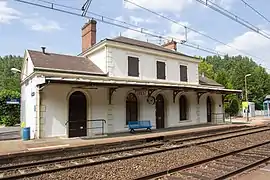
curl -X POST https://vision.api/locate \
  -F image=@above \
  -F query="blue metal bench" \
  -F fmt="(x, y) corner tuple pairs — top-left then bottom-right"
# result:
(128, 121), (152, 132)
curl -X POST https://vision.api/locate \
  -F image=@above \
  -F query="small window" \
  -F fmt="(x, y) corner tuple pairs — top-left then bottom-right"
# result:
(157, 61), (166, 79)
(128, 56), (139, 77)
(180, 65), (188, 82)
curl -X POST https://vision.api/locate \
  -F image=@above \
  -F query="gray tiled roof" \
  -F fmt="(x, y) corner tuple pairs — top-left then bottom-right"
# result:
(28, 50), (105, 75)
(199, 76), (224, 87)
(107, 36), (197, 59)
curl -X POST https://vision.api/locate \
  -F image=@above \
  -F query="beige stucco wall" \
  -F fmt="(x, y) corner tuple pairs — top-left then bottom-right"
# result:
(37, 84), (223, 138)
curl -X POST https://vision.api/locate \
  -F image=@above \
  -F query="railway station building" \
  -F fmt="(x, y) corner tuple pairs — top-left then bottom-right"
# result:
(20, 20), (241, 139)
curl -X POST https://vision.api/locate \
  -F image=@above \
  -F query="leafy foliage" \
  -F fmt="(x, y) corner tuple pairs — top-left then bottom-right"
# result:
(199, 55), (270, 110)
(0, 55), (23, 92)
(0, 90), (20, 126)
(226, 99), (240, 116)
(0, 55), (23, 126)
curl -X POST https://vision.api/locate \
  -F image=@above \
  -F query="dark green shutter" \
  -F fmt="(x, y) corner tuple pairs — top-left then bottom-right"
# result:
(157, 61), (166, 79)
(128, 56), (139, 77)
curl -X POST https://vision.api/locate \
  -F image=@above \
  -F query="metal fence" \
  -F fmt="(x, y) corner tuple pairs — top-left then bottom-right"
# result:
(65, 119), (106, 137)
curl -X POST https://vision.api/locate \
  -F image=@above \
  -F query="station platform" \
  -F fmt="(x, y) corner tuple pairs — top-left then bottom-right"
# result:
(0, 122), (265, 158)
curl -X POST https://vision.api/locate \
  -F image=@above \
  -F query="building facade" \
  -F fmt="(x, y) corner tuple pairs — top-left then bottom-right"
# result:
(20, 20), (241, 139)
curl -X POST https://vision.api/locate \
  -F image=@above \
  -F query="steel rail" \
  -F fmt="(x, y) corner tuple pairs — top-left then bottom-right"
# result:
(134, 140), (270, 180)
(0, 126), (269, 180)
(0, 126), (264, 171)
(214, 156), (270, 180)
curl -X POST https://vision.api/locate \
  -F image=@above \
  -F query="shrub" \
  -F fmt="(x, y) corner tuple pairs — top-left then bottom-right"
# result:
(225, 98), (239, 116)
(0, 90), (20, 126)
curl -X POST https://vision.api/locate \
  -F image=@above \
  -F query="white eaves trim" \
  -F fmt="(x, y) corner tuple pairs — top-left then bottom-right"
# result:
(44, 76), (242, 93)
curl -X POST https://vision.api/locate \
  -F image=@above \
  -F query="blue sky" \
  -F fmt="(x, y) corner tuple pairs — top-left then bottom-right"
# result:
(1, 0), (270, 69)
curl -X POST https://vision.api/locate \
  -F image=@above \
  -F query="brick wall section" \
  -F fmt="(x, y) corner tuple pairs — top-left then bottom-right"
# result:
(82, 19), (97, 52)
(162, 40), (177, 51)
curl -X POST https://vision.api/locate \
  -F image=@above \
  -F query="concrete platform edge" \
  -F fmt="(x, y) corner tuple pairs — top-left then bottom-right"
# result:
(0, 124), (253, 159)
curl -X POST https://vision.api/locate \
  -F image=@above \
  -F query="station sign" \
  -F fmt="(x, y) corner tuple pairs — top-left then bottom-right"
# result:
(6, 98), (20, 105)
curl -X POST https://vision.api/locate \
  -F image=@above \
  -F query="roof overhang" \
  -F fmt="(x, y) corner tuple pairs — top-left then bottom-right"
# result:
(38, 71), (241, 94)
(34, 67), (108, 77)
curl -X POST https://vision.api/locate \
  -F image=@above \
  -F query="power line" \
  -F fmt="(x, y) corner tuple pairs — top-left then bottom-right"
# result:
(14, 0), (225, 56)
(194, 0), (270, 40)
(124, 0), (266, 66)
(240, 0), (270, 24)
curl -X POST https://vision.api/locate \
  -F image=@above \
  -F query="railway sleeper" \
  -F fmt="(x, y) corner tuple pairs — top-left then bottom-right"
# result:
(189, 167), (219, 176)
(204, 163), (233, 171)
(215, 158), (248, 166)
(165, 175), (186, 180)
(235, 154), (263, 161)
(214, 160), (246, 168)
(18, 169), (25, 174)
(36, 166), (45, 171)
(240, 152), (268, 158)
(86, 158), (95, 162)
(180, 171), (210, 180)
(54, 163), (63, 168)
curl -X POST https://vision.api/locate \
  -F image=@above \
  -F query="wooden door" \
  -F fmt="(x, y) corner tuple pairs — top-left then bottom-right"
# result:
(156, 94), (165, 129)
(68, 91), (87, 137)
(207, 97), (212, 123)
(126, 93), (138, 124)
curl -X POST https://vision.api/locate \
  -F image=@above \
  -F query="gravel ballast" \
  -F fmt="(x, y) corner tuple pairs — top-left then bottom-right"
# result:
(21, 130), (270, 180)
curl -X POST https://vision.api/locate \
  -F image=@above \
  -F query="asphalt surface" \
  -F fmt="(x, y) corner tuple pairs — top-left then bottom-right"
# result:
(0, 126), (20, 141)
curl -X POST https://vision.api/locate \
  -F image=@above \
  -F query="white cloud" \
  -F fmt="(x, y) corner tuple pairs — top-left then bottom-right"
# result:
(115, 16), (124, 22)
(115, 15), (157, 26)
(215, 30), (270, 67)
(22, 17), (62, 32)
(213, 0), (235, 10)
(0, 1), (21, 24)
(130, 16), (144, 25)
(170, 21), (189, 34)
(121, 28), (149, 40)
(167, 21), (204, 44)
(123, 0), (192, 12)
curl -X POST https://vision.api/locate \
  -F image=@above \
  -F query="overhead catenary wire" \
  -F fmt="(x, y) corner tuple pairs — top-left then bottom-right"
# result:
(14, 0), (226, 56)
(194, 0), (270, 40)
(124, 0), (266, 64)
(240, 0), (270, 24)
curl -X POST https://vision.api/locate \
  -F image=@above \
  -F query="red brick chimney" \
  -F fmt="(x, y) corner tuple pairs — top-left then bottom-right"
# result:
(162, 40), (177, 51)
(82, 19), (97, 52)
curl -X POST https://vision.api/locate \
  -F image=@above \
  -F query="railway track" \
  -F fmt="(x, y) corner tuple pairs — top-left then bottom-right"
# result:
(0, 126), (269, 180)
(135, 141), (270, 180)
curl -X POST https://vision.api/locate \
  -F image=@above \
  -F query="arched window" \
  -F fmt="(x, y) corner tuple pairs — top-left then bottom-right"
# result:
(179, 95), (188, 121)
(126, 93), (138, 124)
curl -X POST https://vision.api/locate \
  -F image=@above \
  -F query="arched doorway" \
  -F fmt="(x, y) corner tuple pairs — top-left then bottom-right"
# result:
(179, 95), (188, 121)
(156, 94), (165, 129)
(68, 91), (87, 137)
(126, 93), (138, 124)
(207, 96), (212, 123)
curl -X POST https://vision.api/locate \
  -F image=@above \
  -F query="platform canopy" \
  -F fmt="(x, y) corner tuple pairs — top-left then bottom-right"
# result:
(40, 72), (242, 95)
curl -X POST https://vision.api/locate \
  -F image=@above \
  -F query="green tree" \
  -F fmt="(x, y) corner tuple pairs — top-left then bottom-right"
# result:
(0, 55), (23, 125)
(200, 55), (270, 110)
(198, 60), (215, 79)
(0, 55), (23, 91)
(0, 90), (20, 126)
